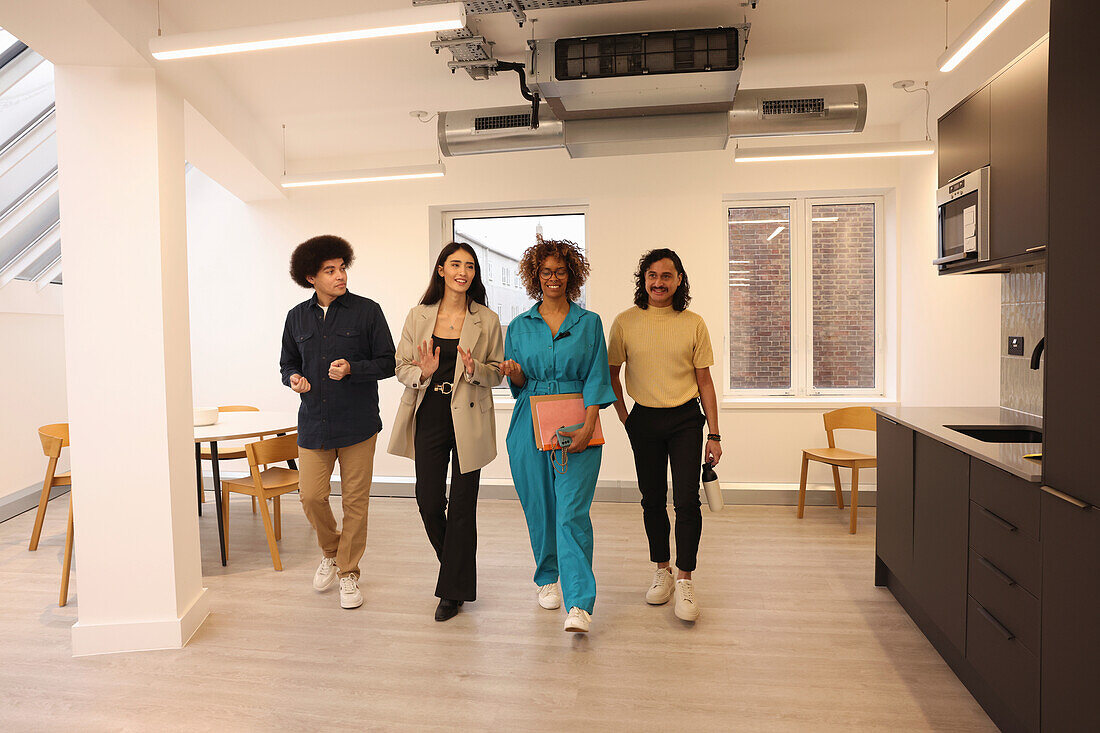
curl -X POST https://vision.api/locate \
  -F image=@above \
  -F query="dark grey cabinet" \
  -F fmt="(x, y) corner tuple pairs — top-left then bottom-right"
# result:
(938, 85), (990, 188)
(912, 434), (969, 653)
(874, 416), (913, 585)
(989, 42), (1048, 261)
(1040, 492), (1100, 731)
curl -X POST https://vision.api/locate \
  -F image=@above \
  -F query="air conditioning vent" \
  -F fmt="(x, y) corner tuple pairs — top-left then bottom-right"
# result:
(554, 28), (739, 81)
(474, 113), (532, 131)
(762, 98), (826, 117)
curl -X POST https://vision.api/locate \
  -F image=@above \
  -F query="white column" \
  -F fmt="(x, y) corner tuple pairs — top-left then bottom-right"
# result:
(54, 66), (207, 656)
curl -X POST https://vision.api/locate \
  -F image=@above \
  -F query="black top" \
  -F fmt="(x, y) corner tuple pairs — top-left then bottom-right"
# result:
(280, 291), (396, 450)
(430, 336), (458, 387)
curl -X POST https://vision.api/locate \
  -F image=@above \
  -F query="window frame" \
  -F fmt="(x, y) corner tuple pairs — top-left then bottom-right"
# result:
(724, 194), (886, 399)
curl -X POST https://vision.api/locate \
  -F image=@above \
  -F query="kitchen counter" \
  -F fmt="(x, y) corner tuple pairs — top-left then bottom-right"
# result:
(874, 406), (1042, 482)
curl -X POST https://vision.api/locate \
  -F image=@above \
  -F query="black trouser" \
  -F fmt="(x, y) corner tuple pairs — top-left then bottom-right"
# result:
(414, 389), (481, 601)
(625, 399), (705, 572)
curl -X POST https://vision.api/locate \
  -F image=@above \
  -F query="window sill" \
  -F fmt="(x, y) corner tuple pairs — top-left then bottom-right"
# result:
(720, 396), (897, 410)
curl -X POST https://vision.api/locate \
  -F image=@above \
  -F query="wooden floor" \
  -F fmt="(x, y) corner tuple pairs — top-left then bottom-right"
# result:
(0, 495), (995, 732)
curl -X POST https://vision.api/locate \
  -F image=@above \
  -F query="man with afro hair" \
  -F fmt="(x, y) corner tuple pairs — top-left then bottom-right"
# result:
(280, 235), (396, 609)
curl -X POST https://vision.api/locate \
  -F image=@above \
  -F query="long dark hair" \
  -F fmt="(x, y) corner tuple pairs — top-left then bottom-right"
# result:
(419, 241), (487, 311)
(634, 248), (691, 311)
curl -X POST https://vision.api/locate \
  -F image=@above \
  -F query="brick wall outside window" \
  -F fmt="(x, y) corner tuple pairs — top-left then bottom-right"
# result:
(728, 206), (792, 389)
(811, 203), (876, 389)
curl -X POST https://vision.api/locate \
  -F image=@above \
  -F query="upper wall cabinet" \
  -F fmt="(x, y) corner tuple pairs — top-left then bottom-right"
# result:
(990, 43), (1048, 261)
(938, 86), (990, 188)
(937, 40), (1048, 273)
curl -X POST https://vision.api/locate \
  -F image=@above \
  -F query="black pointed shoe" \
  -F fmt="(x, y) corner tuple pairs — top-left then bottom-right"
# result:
(435, 598), (460, 622)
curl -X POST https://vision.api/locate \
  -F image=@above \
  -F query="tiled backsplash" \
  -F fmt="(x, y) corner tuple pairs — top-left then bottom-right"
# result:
(1001, 263), (1045, 416)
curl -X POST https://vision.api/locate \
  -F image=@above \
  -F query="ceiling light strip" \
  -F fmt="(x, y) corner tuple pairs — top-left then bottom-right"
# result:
(734, 141), (935, 163)
(281, 163), (446, 189)
(150, 3), (466, 60)
(938, 0), (1030, 73)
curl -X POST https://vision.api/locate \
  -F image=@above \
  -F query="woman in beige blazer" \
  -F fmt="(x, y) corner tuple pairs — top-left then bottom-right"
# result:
(388, 242), (504, 621)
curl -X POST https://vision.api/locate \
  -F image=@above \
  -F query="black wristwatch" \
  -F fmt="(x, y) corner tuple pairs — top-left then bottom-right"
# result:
(707, 433), (721, 442)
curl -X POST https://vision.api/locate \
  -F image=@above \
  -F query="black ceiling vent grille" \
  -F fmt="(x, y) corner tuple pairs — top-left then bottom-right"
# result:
(762, 98), (827, 117)
(555, 28), (739, 81)
(474, 113), (533, 131)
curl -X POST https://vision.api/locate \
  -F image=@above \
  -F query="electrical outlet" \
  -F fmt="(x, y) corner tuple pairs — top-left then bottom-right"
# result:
(1008, 336), (1025, 356)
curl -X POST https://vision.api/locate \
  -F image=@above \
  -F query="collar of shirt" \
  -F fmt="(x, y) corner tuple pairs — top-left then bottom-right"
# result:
(310, 291), (350, 313)
(519, 301), (584, 336)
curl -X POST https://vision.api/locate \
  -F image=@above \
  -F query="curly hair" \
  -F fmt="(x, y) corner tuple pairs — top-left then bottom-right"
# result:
(518, 235), (589, 302)
(634, 248), (691, 311)
(289, 235), (355, 289)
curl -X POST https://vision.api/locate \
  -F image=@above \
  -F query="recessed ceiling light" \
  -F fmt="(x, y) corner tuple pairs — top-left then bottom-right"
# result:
(735, 141), (935, 163)
(281, 163), (446, 189)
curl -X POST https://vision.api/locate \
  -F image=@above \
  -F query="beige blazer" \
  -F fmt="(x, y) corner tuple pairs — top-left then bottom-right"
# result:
(387, 301), (504, 474)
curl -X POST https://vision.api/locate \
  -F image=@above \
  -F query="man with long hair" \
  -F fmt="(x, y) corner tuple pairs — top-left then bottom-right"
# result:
(280, 235), (395, 609)
(608, 248), (722, 622)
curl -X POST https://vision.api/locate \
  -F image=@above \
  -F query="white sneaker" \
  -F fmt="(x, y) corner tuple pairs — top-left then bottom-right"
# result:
(339, 575), (363, 609)
(674, 578), (700, 621)
(537, 582), (562, 610)
(313, 556), (338, 591)
(645, 566), (674, 605)
(564, 607), (591, 633)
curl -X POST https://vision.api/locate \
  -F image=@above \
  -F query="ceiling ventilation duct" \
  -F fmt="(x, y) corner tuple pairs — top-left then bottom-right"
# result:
(437, 85), (867, 158)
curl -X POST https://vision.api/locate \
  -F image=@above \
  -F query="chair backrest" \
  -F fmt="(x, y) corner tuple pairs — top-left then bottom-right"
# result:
(823, 407), (877, 448)
(38, 423), (70, 458)
(245, 433), (298, 468)
(218, 405), (259, 412)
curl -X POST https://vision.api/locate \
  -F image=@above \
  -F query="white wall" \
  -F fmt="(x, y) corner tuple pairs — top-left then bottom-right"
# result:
(185, 133), (1003, 493)
(0, 282), (67, 502)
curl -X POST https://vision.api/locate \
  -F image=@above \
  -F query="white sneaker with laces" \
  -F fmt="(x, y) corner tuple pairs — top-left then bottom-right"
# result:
(645, 566), (674, 605)
(674, 578), (700, 621)
(313, 556), (338, 591)
(564, 607), (591, 633)
(339, 575), (363, 609)
(537, 582), (562, 610)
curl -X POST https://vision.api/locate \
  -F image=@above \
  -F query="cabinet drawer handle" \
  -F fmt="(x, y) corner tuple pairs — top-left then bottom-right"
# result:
(1025, 245), (1047, 252)
(979, 506), (1017, 532)
(979, 556), (1016, 586)
(977, 604), (1015, 641)
(1041, 485), (1090, 509)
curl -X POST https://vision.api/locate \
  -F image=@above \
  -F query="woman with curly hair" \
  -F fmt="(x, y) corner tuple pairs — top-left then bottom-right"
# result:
(607, 248), (721, 623)
(498, 236), (615, 633)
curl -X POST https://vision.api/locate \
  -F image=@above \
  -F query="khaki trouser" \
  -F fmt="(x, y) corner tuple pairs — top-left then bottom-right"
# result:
(298, 434), (376, 577)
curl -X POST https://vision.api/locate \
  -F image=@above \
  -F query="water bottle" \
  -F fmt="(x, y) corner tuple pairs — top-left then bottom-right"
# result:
(701, 461), (724, 512)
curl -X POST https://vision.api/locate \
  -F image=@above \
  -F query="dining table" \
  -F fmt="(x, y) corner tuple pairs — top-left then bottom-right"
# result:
(194, 411), (298, 566)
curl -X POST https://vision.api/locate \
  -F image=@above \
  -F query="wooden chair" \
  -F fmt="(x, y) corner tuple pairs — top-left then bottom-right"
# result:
(199, 405), (260, 513)
(220, 433), (300, 570)
(797, 407), (877, 534)
(29, 423), (71, 551)
(60, 493), (74, 606)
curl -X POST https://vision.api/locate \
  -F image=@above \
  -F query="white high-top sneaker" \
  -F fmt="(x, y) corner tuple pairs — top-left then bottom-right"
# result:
(339, 574), (363, 609)
(674, 578), (700, 621)
(645, 566), (674, 605)
(537, 582), (562, 610)
(564, 607), (591, 633)
(313, 556), (338, 591)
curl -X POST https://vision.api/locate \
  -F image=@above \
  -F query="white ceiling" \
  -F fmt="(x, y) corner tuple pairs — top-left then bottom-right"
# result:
(152, 0), (991, 165)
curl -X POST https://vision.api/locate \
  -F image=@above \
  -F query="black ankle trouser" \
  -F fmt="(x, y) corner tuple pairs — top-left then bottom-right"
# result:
(625, 399), (705, 572)
(414, 389), (481, 601)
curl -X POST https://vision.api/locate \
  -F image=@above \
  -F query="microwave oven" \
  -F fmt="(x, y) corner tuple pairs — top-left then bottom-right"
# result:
(935, 166), (989, 268)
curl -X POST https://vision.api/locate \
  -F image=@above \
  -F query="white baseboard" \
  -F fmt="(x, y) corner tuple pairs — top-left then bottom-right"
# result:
(71, 587), (210, 657)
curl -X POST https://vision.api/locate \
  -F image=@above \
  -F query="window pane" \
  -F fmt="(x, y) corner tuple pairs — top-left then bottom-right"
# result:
(451, 213), (585, 331)
(728, 206), (792, 390)
(811, 203), (876, 389)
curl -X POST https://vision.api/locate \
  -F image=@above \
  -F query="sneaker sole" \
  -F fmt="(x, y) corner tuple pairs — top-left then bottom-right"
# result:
(538, 599), (562, 610)
(341, 597), (364, 609)
(675, 607), (700, 622)
(646, 592), (672, 605)
(313, 574), (339, 592)
(564, 624), (589, 633)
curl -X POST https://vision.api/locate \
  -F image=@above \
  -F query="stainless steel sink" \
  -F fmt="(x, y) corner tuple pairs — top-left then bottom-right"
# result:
(945, 425), (1043, 443)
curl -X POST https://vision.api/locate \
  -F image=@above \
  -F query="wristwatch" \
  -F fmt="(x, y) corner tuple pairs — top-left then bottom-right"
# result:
(707, 433), (721, 442)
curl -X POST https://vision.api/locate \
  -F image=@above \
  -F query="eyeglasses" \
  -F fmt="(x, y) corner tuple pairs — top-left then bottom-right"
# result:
(539, 268), (568, 279)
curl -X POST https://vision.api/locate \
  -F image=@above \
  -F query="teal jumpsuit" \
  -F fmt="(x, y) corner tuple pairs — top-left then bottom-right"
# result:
(505, 303), (616, 614)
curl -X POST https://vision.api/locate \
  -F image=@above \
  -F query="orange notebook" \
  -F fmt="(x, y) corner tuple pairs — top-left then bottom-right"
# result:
(530, 393), (605, 451)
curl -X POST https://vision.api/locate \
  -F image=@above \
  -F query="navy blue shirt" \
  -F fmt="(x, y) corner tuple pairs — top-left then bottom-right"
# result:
(280, 291), (396, 450)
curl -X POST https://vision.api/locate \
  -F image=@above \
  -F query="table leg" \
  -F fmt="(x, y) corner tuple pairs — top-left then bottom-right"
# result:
(194, 442), (203, 517)
(210, 441), (227, 566)
(277, 433), (298, 470)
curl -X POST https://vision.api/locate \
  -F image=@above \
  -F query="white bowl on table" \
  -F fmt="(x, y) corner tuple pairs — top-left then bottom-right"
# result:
(193, 407), (219, 427)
